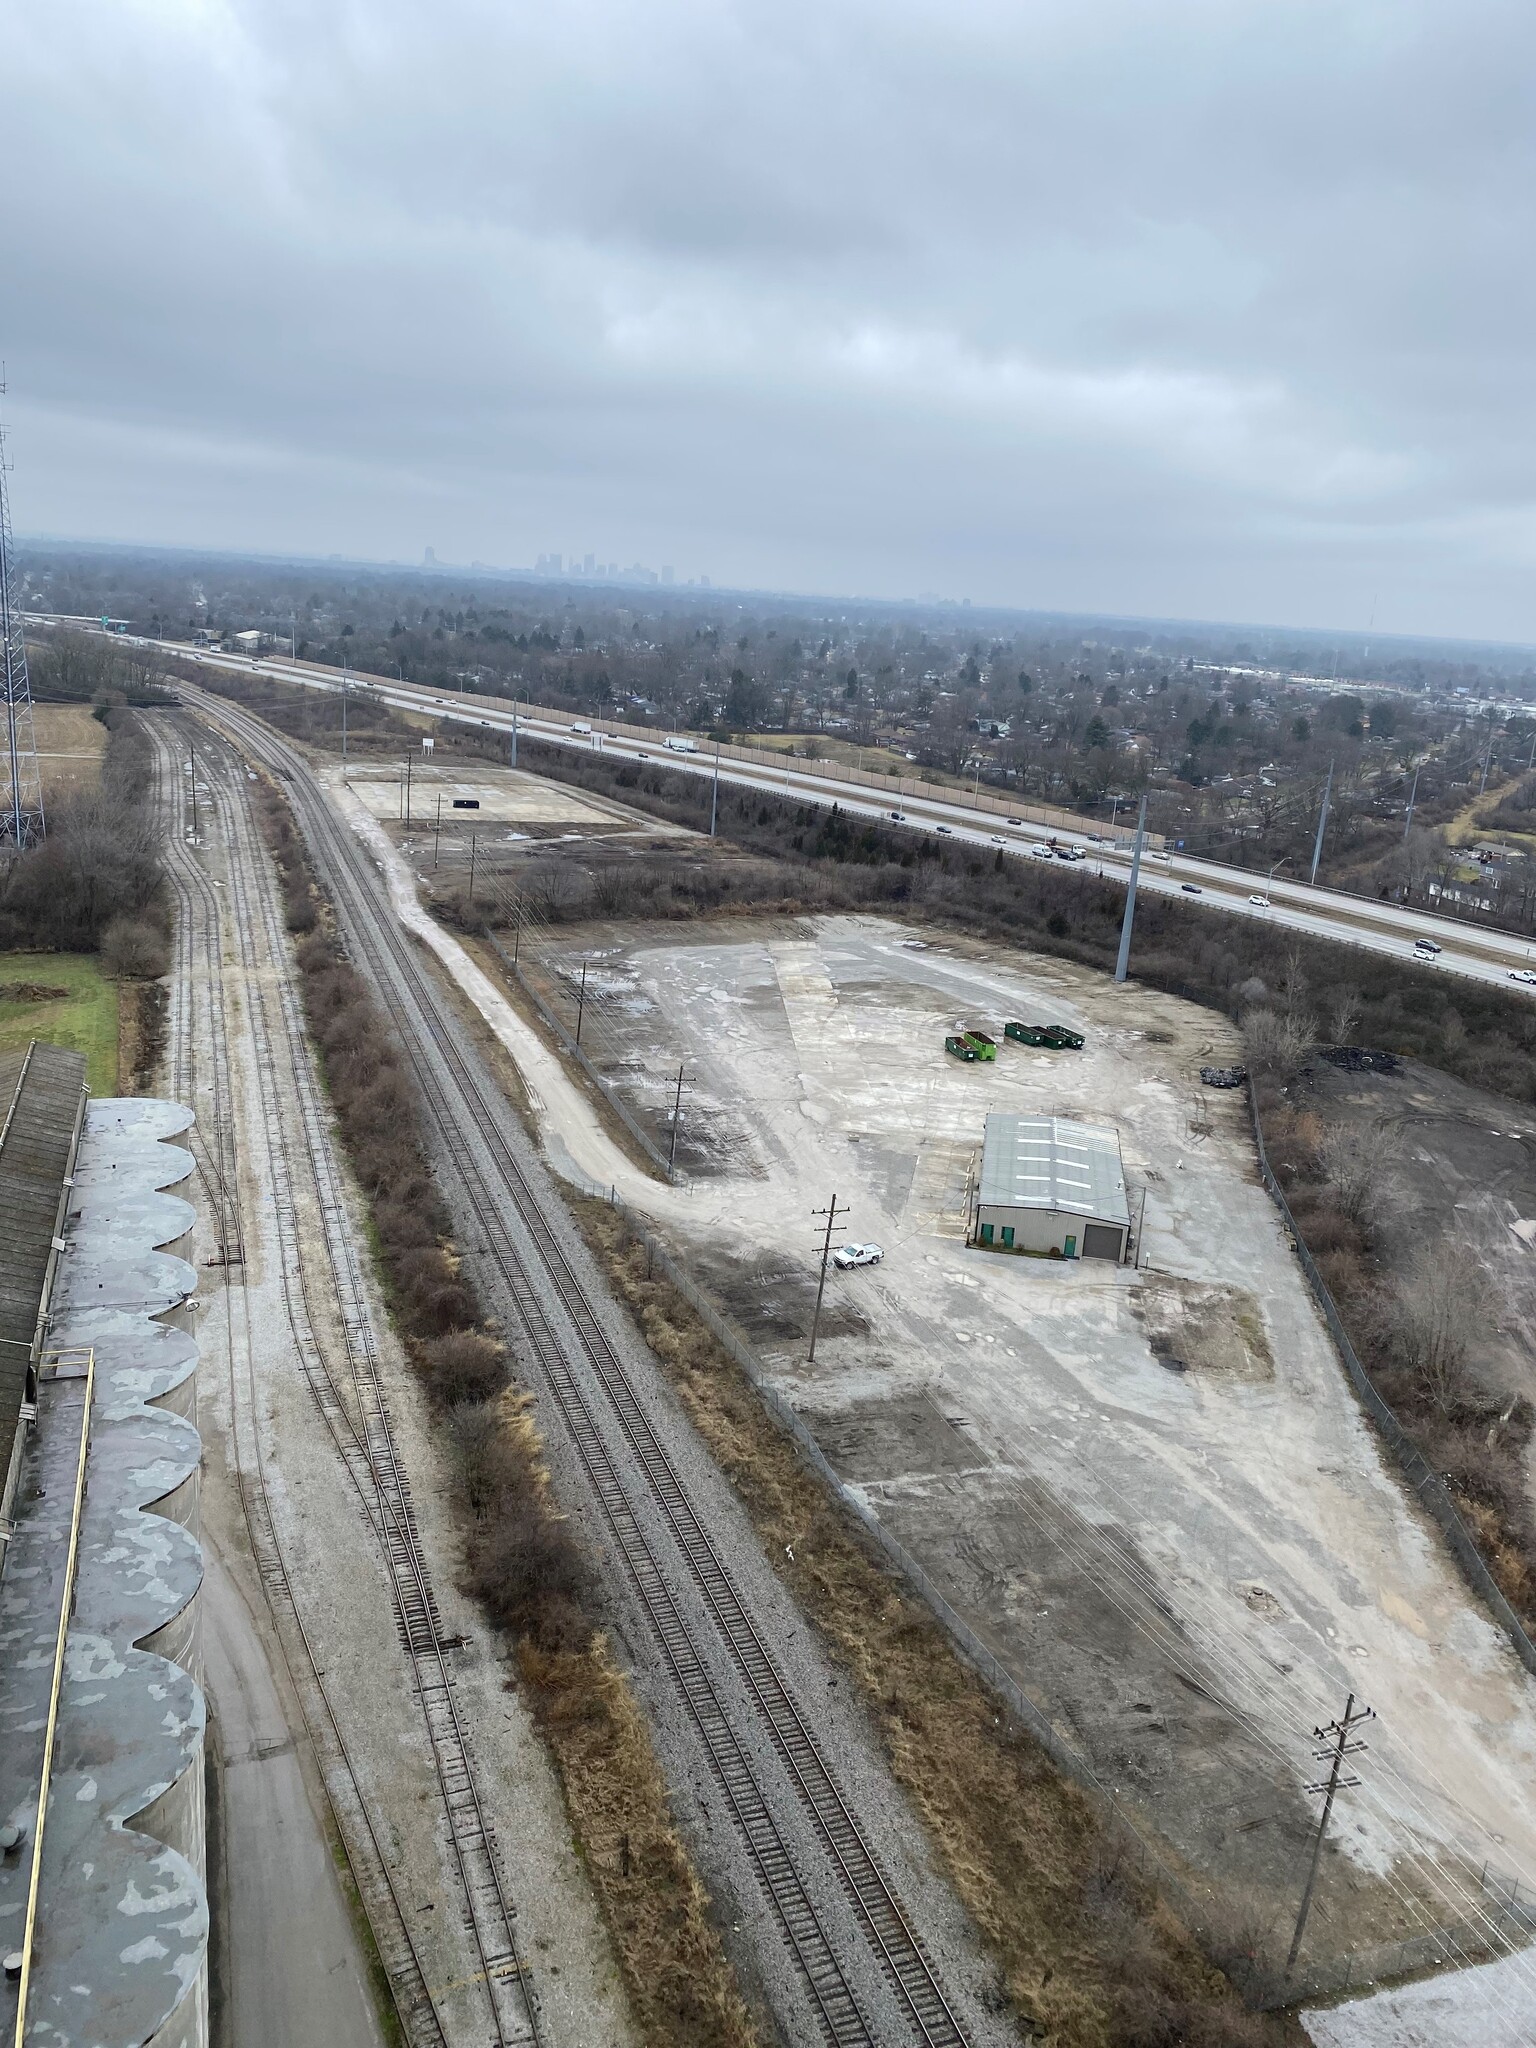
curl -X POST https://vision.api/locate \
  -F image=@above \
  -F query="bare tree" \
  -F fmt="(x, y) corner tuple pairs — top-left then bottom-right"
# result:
(1321, 982), (1363, 1046)
(1387, 1248), (1482, 1412)
(1242, 1005), (1313, 1083)
(1315, 1119), (1404, 1226)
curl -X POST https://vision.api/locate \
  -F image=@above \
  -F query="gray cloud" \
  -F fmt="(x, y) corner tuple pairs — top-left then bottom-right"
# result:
(6, 0), (1535, 635)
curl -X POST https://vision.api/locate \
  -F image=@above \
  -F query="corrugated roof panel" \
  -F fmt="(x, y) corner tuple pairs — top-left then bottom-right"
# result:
(0, 1042), (89, 1494)
(978, 1112), (1130, 1228)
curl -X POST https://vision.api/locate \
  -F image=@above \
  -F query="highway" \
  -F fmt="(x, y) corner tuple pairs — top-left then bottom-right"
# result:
(73, 625), (1536, 996)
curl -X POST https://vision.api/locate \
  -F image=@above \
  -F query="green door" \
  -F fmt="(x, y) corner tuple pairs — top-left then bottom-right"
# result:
(1064, 1234), (1077, 1258)
(1001, 1225), (1015, 1248)
(980, 1222), (994, 1244)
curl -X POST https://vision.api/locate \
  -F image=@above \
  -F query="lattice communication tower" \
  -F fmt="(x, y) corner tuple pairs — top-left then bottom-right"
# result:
(0, 390), (44, 850)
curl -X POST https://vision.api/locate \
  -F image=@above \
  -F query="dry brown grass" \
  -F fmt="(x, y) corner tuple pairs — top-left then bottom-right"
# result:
(33, 703), (107, 801)
(569, 1194), (1298, 2048)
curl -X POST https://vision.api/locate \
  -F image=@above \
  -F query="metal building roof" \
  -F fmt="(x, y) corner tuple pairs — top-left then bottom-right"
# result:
(978, 1113), (1129, 1228)
(0, 1041), (89, 1487)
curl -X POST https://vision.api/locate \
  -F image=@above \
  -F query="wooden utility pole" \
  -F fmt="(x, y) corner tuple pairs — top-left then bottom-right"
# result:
(808, 1193), (851, 1363)
(710, 742), (721, 837)
(188, 744), (198, 839)
(433, 791), (442, 866)
(667, 1063), (694, 1177)
(572, 961), (589, 1046)
(468, 832), (478, 906)
(511, 893), (523, 964)
(1286, 1694), (1373, 1974)
(404, 751), (413, 827)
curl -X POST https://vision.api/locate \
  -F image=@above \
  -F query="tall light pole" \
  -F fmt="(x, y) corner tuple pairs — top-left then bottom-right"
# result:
(1402, 763), (1420, 843)
(710, 741), (721, 837)
(1114, 794), (1148, 984)
(1309, 758), (1334, 886)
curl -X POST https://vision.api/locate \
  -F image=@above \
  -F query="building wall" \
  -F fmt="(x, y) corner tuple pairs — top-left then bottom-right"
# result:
(974, 1203), (1126, 1261)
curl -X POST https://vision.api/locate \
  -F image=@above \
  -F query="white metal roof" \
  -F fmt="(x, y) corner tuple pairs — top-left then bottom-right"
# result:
(977, 1113), (1129, 1228)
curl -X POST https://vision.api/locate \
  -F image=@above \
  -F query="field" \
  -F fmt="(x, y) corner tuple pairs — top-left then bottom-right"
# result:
(33, 703), (107, 801)
(0, 953), (119, 1094)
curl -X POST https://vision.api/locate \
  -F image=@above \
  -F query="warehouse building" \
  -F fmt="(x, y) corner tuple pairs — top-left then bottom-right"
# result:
(972, 1112), (1130, 1262)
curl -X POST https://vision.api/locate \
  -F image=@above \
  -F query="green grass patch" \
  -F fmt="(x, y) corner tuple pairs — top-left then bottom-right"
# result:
(0, 953), (119, 1095)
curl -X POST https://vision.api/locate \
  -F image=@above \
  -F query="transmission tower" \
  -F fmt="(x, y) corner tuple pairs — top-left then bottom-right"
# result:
(0, 389), (44, 850)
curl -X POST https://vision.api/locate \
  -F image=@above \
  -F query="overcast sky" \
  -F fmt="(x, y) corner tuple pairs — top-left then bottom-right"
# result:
(6, 2), (1534, 638)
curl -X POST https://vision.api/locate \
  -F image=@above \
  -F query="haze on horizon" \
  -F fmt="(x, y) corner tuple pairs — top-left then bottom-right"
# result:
(7, 2), (1532, 642)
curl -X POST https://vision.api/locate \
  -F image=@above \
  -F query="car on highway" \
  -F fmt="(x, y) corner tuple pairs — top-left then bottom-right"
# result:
(831, 1242), (884, 1270)
(936, 823), (955, 835)
(571, 721), (592, 735)
(1054, 845), (1084, 861)
(888, 810), (907, 822)
(1414, 938), (1443, 956)
(1029, 843), (1054, 860)
(1248, 893), (1270, 907)
(1510, 969), (1536, 987)
(989, 835), (1006, 846)
(1182, 882), (1203, 894)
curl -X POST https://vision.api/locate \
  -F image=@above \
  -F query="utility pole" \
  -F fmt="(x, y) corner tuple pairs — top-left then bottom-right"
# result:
(1309, 758), (1334, 887)
(573, 961), (589, 1047)
(808, 1193), (851, 1364)
(511, 894), (523, 965)
(1402, 763), (1420, 843)
(1479, 718), (1496, 797)
(433, 792), (442, 867)
(404, 750), (413, 828)
(1286, 1694), (1373, 1974)
(1114, 793), (1148, 984)
(189, 743), (198, 839)
(467, 832), (477, 906)
(341, 659), (350, 770)
(666, 1062), (694, 1177)
(710, 741), (721, 837)
(510, 699), (519, 770)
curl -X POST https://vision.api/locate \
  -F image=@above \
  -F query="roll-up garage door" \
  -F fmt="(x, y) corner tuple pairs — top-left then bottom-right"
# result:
(1082, 1223), (1123, 1261)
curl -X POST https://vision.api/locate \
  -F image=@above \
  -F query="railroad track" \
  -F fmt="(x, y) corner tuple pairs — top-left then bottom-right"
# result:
(186, 688), (974, 2048)
(151, 723), (541, 2048)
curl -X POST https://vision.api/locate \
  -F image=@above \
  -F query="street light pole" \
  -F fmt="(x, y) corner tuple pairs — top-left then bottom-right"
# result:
(1402, 764), (1421, 843)
(1309, 758), (1334, 886)
(1114, 794), (1148, 984)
